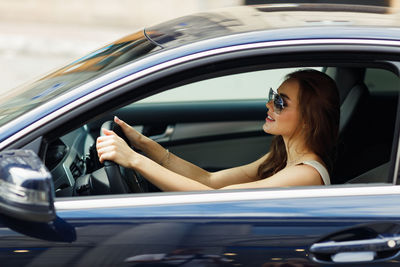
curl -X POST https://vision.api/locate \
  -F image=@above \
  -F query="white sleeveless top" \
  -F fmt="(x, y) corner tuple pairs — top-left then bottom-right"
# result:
(301, 160), (331, 185)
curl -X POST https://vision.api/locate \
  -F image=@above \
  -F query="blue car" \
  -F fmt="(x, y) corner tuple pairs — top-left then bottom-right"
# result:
(2, 3), (400, 266)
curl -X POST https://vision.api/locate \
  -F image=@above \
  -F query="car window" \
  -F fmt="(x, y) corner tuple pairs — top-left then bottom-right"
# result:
(0, 30), (159, 129)
(333, 67), (400, 184)
(49, 64), (400, 198)
(138, 67), (322, 103)
(128, 65), (399, 187)
(365, 68), (400, 93)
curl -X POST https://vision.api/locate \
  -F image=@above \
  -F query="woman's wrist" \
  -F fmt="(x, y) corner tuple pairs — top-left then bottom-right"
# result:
(159, 149), (170, 166)
(131, 131), (147, 151)
(132, 133), (170, 166)
(129, 151), (144, 170)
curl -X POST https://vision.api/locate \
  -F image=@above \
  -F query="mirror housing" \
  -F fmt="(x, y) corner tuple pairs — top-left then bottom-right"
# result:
(0, 150), (55, 222)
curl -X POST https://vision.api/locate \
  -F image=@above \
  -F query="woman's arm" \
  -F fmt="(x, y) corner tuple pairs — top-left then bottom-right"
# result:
(96, 128), (322, 191)
(97, 124), (322, 190)
(137, 135), (266, 188)
(96, 128), (268, 191)
(113, 116), (264, 188)
(221, 164), (324, 190)
(96, 127), (212, 190)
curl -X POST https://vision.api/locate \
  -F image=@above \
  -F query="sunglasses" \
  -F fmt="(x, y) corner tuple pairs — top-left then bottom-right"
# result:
(267, 88), (286, 114)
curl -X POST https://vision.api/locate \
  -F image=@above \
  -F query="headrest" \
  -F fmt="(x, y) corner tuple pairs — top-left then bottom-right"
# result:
(333, 68), (366, 104)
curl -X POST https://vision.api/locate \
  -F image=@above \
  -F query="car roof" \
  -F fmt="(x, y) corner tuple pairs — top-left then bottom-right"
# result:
(146, 4), (400, 48)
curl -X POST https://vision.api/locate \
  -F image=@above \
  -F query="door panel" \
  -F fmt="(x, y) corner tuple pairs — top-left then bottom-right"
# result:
(3, 188), (400, 266)
(91, 99), (270, 170)
(53, 191), (400, 266)
(170, 135), (270, 171)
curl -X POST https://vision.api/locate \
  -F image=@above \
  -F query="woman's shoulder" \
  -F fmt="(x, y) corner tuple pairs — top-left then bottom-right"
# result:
(298, 160), (330, 185)
(259, 163), (323, 187)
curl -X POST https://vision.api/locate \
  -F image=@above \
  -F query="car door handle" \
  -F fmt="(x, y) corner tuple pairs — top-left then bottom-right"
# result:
(310, 235), (400, 263)
(149, 125), (174, 141)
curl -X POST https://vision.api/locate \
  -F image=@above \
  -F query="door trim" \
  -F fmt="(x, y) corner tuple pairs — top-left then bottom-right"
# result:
(55, 184), (397, 210)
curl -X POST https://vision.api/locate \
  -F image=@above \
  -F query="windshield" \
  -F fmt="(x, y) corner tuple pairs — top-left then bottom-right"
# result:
(0, 30), (159, 127)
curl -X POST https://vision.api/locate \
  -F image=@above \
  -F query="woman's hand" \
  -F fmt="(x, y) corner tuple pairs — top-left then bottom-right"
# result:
(112, 116), (167, 165)
(113, 116), (143, 148)
(96, 128), (138, 168)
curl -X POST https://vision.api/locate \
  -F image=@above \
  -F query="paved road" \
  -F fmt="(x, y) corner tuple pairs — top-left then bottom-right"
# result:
(0, 21), (133, 93)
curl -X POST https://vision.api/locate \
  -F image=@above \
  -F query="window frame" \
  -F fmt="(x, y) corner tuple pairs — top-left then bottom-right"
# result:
(3, 39), (400, 201)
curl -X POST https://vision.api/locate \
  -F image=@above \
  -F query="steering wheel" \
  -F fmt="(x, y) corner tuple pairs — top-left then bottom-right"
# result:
(100, 120), (146, 194)
(73, 121), (146, 196)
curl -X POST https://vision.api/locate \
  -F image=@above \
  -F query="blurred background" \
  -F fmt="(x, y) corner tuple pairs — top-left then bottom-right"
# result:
(0, 0), (396, 91)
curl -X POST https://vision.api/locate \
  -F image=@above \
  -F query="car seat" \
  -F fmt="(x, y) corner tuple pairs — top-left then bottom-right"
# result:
(326, 67), (371, 184)
(329, 67), (369, 134)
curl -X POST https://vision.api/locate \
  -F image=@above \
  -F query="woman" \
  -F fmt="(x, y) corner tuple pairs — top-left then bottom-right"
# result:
(96, 69), (340, 191)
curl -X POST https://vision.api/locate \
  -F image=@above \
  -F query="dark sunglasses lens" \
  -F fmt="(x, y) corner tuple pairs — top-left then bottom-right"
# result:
(267, 88), (284, 114)
(273, 95), (284, 113)
(268, 88), (274, 102)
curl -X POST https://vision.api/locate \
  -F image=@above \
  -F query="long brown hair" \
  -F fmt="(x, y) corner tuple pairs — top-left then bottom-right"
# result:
(258, 69), (340, 178)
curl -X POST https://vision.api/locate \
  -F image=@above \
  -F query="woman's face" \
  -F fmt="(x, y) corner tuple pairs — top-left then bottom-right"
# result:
(263, 78), (301, 138)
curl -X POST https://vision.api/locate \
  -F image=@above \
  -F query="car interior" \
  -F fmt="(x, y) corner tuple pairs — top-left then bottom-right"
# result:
(329, 67), (398, 185)
(35, 56), (400, 197)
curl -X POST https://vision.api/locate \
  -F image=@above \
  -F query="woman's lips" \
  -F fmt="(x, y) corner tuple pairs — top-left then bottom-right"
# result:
(266, 114), (275, 122)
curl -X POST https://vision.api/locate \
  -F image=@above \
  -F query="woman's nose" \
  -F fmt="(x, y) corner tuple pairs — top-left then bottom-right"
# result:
(266, 100), (273, 111)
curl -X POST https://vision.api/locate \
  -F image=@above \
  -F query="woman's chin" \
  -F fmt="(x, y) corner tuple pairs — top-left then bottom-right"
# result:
(263, 123), (272, 134)
(263, 123), (280, 136)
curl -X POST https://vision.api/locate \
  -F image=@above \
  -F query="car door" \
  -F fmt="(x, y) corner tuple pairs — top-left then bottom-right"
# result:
(54, 60), (400, 266)
(52, 186), (400, 267)
(2, 186), (400, 266)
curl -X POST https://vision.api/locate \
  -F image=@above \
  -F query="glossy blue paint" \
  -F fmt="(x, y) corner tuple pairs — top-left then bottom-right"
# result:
(2, 193), (400, 266)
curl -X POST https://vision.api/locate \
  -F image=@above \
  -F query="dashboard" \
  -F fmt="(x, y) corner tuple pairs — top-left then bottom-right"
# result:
(45, 125), (96, 197)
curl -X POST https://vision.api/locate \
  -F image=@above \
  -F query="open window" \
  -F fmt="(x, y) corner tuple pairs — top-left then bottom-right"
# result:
(34, 52), (400, 197)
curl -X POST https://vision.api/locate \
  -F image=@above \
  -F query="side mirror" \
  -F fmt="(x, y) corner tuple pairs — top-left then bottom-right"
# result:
(0, 149), (55, 222)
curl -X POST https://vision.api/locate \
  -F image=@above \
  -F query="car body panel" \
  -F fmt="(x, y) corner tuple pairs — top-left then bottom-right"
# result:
(2, 186), (400, 266)
(145, 4), (400, 48)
